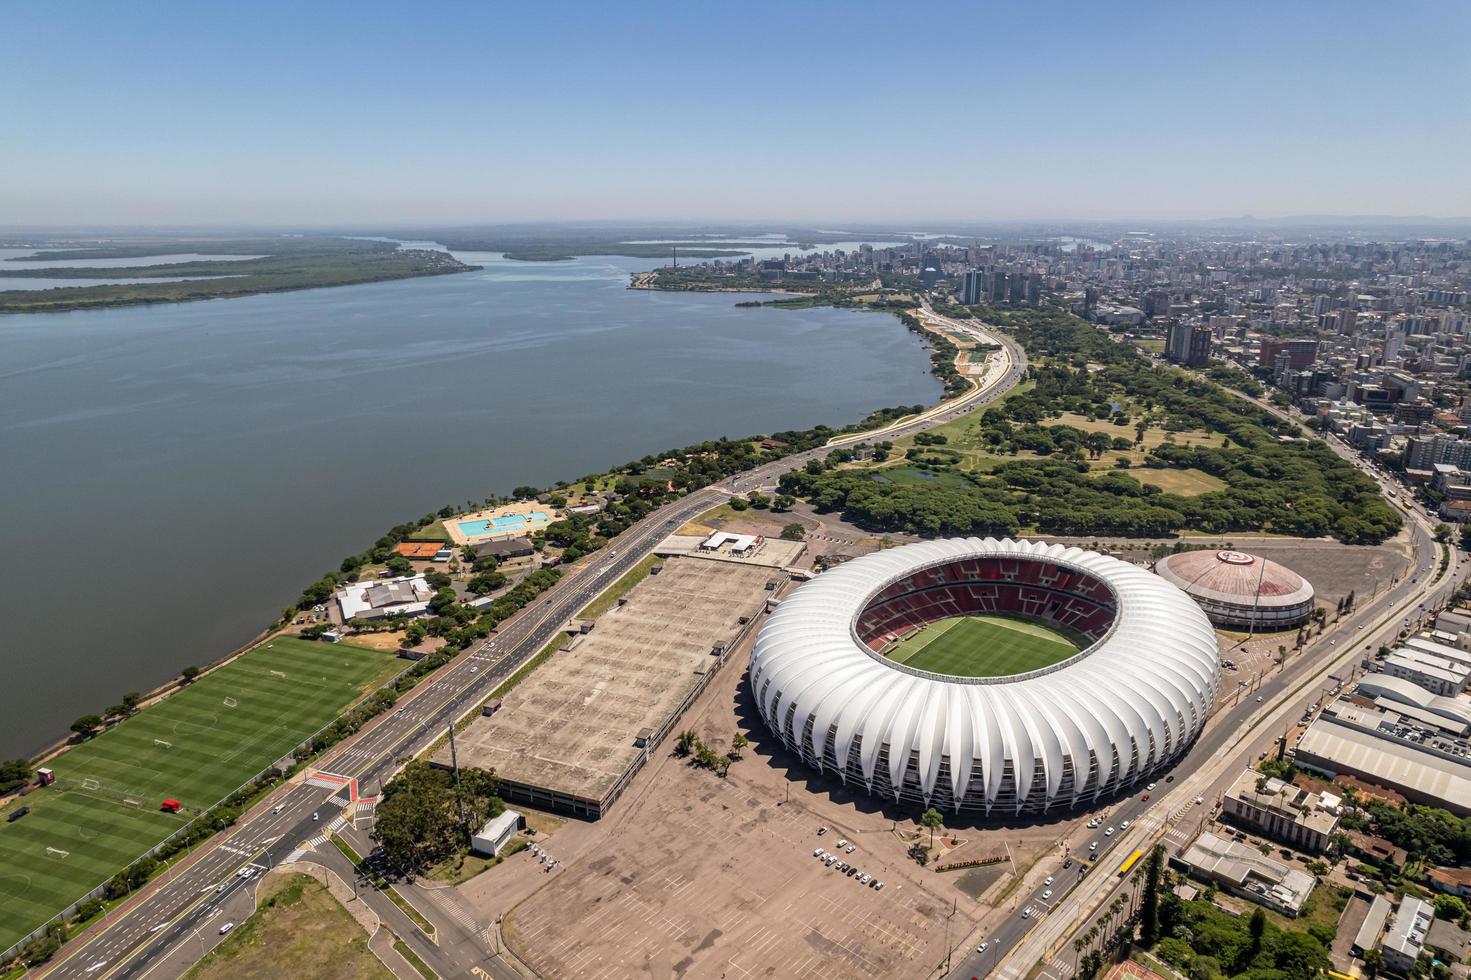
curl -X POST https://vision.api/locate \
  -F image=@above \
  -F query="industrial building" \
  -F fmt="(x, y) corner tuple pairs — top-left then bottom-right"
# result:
(1153, 550), (1315, 630)
(334, 575), (432, 621)
(1221, 769), (1342, 853)
(1171, 831), (1316, 917)
(1381, 647), (1471, 697)
(1293, 698), (1471, 815)
(750, 538), (1220, 815)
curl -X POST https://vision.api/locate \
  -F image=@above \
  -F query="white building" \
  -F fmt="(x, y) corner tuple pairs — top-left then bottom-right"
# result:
(1383, 896), (1433, 975)
(335, 575), (433, 621)
(1383, 648), (1471, 697)
(470, 809), (524, 857)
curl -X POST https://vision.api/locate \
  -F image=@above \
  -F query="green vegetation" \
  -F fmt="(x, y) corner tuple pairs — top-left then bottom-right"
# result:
(372, 761), (503, 875)
(328, 834), (436, 936)
(392, 936), (436, 979)
(780, 306), (1400, 543)
(888, 615), (1079, 677)
(183, 872), (392, 980)
(0, 638), (395, 951)
(0, 237), (476, 314)
(1152, 892), (1329, 980)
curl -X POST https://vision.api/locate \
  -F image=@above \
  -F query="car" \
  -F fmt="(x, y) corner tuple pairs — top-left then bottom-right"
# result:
(272, 804), (285, 814)
(7, 806), (29, 823)
(1089, 853), (1099, 861)
(1121, 820), (1131, 830)
(1089, 842), (1098, 851)
(1021, 907), (1032, 919)
(846, 844), (856, 854)
(1141, 794), (1149, 801)
(1146, 782), (1156, 791)
(311, 812), (319, 822)
(1104, 826), (1114, 836)
(825, 855), (837, 866)
(1166, 774), (1174, 782)
(837, 839), (848, 848)
(1042, 890), (1052, 900)
(860, 873), (872, 884)
(219, 922), (235, 935)
(817, 826), (827, 836)
(1043, 876), (1053, 886)
(977, 942), (989, 954)
(1062, 859), (1072, 869)
(814, 847), (824, 857)
(1256, 696), (1263, 702)
(1195, 796), (1204, 805)
(1359, 624), (1365, 630)
(874, 880), (884, 890)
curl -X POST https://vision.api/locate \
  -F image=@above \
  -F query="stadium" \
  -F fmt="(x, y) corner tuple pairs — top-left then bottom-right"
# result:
(1154, 549), (1315, 630)
(749, 538), (1220, 816)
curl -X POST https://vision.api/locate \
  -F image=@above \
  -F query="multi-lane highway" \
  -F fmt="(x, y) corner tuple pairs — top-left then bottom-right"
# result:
(37, 311), (1025, 979)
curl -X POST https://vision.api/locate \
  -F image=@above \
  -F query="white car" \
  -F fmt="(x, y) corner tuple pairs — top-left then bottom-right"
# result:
(1089, 842), (1098, 851)
(1104, 827), (1114, 836)
(1146, 782), (1156, 791)
(1022, 907), (1032, 919)
(1042, 889), (1053, 900)
(1043, 876), (1053, 886)
(813, 847), (824, 857)
(817, 826), (827, 836)
(977, 942), (989, 954)
(837, 839), (848, 848)
(1120, 820), (1131, 830)
(218, 922), (235, 935)
(846, 845), (856, 854)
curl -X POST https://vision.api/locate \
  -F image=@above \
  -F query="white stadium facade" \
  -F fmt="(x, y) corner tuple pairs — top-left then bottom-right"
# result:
(750, 538), (1221, 815)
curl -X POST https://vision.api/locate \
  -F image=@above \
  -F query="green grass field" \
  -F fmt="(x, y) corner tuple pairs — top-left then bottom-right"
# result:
(888, 615), (1081, 677)
(0, 637), (395, 951)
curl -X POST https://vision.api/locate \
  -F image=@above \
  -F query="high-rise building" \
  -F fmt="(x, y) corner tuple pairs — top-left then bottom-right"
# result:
(960, 270), (986, 305)
(1165, 323), (1213, 367)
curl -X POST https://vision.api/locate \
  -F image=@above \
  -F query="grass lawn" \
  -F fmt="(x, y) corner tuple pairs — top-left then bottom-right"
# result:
(1136, 466), (1228, 496)
(183, 872), (392, 980)
(888, 615), (1081, 678)
(0, 637), (394, 951)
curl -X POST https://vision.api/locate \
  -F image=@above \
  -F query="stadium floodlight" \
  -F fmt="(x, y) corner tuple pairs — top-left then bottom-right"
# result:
(750, 537), (1221, 816)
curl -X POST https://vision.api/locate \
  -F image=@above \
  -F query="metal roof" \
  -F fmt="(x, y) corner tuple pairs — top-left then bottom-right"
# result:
(1155, 550), (1313, 609)
(749, 538), (1220, 813)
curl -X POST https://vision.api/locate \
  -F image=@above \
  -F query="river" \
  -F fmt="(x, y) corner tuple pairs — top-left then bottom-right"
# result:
(0, 251), (940, 757)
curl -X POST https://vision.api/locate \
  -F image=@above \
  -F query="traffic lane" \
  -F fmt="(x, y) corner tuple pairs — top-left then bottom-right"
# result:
(66, 353), (1027, 977)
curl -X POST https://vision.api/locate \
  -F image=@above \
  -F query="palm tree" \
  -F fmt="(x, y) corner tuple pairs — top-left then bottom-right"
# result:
(920, 807), (944, 849)
(1074, 938), (1086, 969)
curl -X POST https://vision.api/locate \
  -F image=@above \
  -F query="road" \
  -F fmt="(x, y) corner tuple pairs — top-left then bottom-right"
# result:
(36, 308), (1025, 980)
(950, 366), (1463, 980)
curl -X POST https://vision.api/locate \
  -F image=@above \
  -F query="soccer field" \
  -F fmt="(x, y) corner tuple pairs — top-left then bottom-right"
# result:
(0, 637), (395, 951)
(887, 615), (1080, 678)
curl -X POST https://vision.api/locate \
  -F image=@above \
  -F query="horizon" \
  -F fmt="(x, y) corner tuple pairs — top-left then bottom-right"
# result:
(3, 0), (1468, 225)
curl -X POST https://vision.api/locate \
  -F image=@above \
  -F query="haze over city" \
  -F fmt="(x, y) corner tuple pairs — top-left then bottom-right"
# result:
(3, 0), (1469, 226)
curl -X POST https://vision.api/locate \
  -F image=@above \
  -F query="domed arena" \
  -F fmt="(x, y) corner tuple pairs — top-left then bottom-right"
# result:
(749, 538), (1220, 816)
(1154, 549), (1315, 630)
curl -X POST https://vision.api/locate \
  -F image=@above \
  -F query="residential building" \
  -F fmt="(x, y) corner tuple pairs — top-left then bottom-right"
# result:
(1382, 648), (1471, 696)
(1166, 323), (1213, 367)
(1170, 831), (1315, 916)
(1221, 769), (1341, 852)
(1382, 896), (1432, 975)
(1353, 894), (1393, 957)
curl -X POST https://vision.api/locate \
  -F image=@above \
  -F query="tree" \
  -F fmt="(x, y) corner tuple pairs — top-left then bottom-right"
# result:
(71, 714), (103, 736)
(1246, 907), (1267, 964)
(1436, 523), (1452, 543)
(0, 758), (34, 794)
(181, 665), (200, 684)
(1433, 894), (1467, 922)
(729, 732), (748, 759)
(780, 523), (806, 541)
(675, 730), (698, 757)
(121, 691), (143, 713)
(920, 807), (944, 849)
(386, 555), (414, 577)
(1140, 844), (1164, 946)
(1363, 947), (1385, 977)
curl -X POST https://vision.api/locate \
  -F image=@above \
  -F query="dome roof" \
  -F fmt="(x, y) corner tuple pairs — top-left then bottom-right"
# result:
(1155, 550), (1313, 610)
(749, 538), (1220, 814)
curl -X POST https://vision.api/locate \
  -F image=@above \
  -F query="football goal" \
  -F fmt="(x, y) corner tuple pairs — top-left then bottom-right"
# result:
(270, 670), (286, 678)
(153, 739), (172, 749)
(122, 799), (141, 808)
(223, 697), (238, 708)
(81, 778), (100, 791)
(45, 847), (70, 859)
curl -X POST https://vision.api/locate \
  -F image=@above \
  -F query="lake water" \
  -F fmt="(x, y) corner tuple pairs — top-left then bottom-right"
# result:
(0, 248), (264, 269)
(0, 251), (939, 757)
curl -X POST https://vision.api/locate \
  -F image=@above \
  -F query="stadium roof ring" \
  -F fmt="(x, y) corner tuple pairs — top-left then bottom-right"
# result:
(750, 537), (1221, 816)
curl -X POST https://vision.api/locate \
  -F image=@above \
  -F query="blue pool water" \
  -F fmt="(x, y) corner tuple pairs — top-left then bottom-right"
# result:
(458, 510), (550, 537)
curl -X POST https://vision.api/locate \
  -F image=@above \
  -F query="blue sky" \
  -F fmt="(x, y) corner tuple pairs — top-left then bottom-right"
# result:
(3, 0), (1468, 225)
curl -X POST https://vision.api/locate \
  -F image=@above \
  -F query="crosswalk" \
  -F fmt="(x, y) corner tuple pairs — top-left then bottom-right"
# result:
(300, 814), (347, 850)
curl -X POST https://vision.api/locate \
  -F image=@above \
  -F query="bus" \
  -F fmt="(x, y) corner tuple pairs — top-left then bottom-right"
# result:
(1117, 849), (1144, 877)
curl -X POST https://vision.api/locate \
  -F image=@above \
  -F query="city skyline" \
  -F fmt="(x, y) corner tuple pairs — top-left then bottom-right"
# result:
(3, 0), (1468, 226)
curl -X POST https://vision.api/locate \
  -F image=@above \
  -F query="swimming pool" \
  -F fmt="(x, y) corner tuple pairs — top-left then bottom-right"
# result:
(457, 510), (551, 538)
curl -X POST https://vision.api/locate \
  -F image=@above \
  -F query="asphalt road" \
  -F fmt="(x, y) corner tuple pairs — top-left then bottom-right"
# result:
(39, 313), (1026, 980)
(949, 392), (1461, 980)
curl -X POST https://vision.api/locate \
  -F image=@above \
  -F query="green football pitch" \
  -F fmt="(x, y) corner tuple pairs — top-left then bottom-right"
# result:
(887, 615), (1081, 678)
(0, 637), (395, 951)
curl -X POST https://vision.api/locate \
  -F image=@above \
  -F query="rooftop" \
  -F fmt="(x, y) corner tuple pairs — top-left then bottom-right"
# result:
(1176, 831), (1315, 914)
(1155, 549), (1313, 608)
